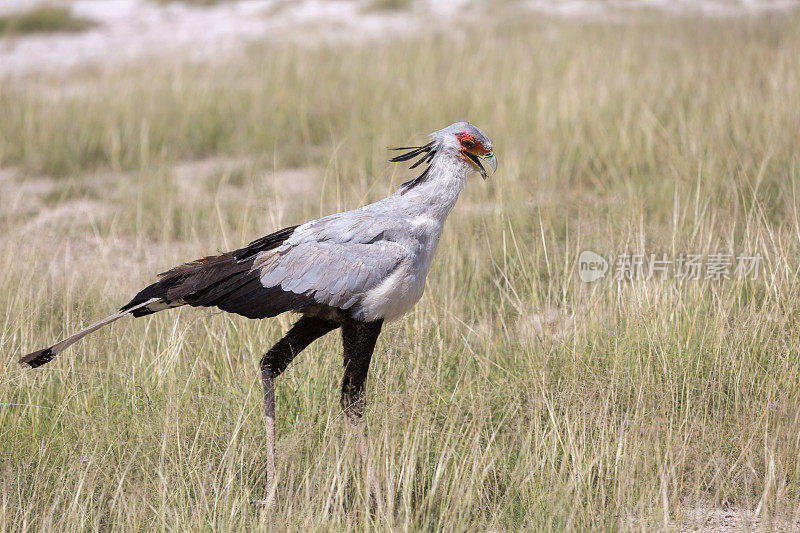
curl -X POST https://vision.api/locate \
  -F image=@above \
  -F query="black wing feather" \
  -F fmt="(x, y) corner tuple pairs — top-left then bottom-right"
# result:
(120, 224), (315, 319)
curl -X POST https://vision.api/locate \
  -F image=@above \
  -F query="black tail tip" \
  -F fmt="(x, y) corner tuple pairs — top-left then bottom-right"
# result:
(18, 347), (55, 368)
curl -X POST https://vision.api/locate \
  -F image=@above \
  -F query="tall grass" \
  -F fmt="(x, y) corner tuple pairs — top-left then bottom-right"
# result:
(2, 12), (800, 531)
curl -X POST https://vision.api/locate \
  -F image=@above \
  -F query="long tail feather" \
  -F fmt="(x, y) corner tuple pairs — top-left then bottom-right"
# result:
(18, 298), (161, 368)
(20, 225), (305, 368)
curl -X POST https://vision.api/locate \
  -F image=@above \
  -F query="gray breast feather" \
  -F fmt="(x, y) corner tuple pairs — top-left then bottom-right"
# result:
(256, 212), (414, 310)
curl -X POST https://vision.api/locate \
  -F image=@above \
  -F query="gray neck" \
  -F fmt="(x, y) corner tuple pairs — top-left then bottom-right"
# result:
(386, 150), (470, 221)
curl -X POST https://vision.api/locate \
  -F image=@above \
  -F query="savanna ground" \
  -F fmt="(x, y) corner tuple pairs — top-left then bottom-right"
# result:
(2, 10), (800, 532)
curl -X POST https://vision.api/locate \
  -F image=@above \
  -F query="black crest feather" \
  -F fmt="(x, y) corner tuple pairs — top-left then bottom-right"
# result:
(389, 141), (437, 190)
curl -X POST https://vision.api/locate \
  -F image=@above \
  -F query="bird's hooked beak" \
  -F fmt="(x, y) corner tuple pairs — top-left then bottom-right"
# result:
(463, 149), (498, 180)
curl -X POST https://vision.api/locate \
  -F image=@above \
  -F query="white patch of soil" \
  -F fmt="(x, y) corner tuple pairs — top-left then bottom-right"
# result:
(2, 0), (798, 77)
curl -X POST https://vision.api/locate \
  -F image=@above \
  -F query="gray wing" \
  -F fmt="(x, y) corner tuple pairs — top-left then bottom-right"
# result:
(254, 211), (413, 310)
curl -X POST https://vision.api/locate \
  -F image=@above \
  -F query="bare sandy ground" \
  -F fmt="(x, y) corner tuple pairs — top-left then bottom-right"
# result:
(0, 0), (456, 77)
(1, 0), (799, 78)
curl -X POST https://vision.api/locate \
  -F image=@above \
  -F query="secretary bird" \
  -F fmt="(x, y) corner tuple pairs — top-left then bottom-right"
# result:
(19, 122), (496, 505)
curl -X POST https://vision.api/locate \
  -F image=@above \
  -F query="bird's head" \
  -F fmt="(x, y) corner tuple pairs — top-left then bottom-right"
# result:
(430, 122), (497, 179)
(390, 122), (497, 190)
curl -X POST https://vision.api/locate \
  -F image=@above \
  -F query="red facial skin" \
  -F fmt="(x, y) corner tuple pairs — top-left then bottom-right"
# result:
(455, 132), (492, 164)
(455, 132), (476, 145)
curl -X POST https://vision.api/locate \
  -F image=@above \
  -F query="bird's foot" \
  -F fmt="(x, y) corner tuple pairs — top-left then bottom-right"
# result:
(249, 486), (278, 508)
(249, 498), (274, 508)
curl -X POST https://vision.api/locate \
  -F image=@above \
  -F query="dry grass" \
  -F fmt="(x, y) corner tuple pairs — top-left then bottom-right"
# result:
(2, 12), (800, 531)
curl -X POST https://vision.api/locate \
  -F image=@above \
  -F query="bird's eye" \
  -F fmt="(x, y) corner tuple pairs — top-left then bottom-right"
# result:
(462, 139), (475, 148)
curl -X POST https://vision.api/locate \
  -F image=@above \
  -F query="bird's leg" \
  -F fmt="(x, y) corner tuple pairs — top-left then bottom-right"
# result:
(341, 318), (384, 511)
(261, 365), (277, 501)
(253, 315), (339, 506)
